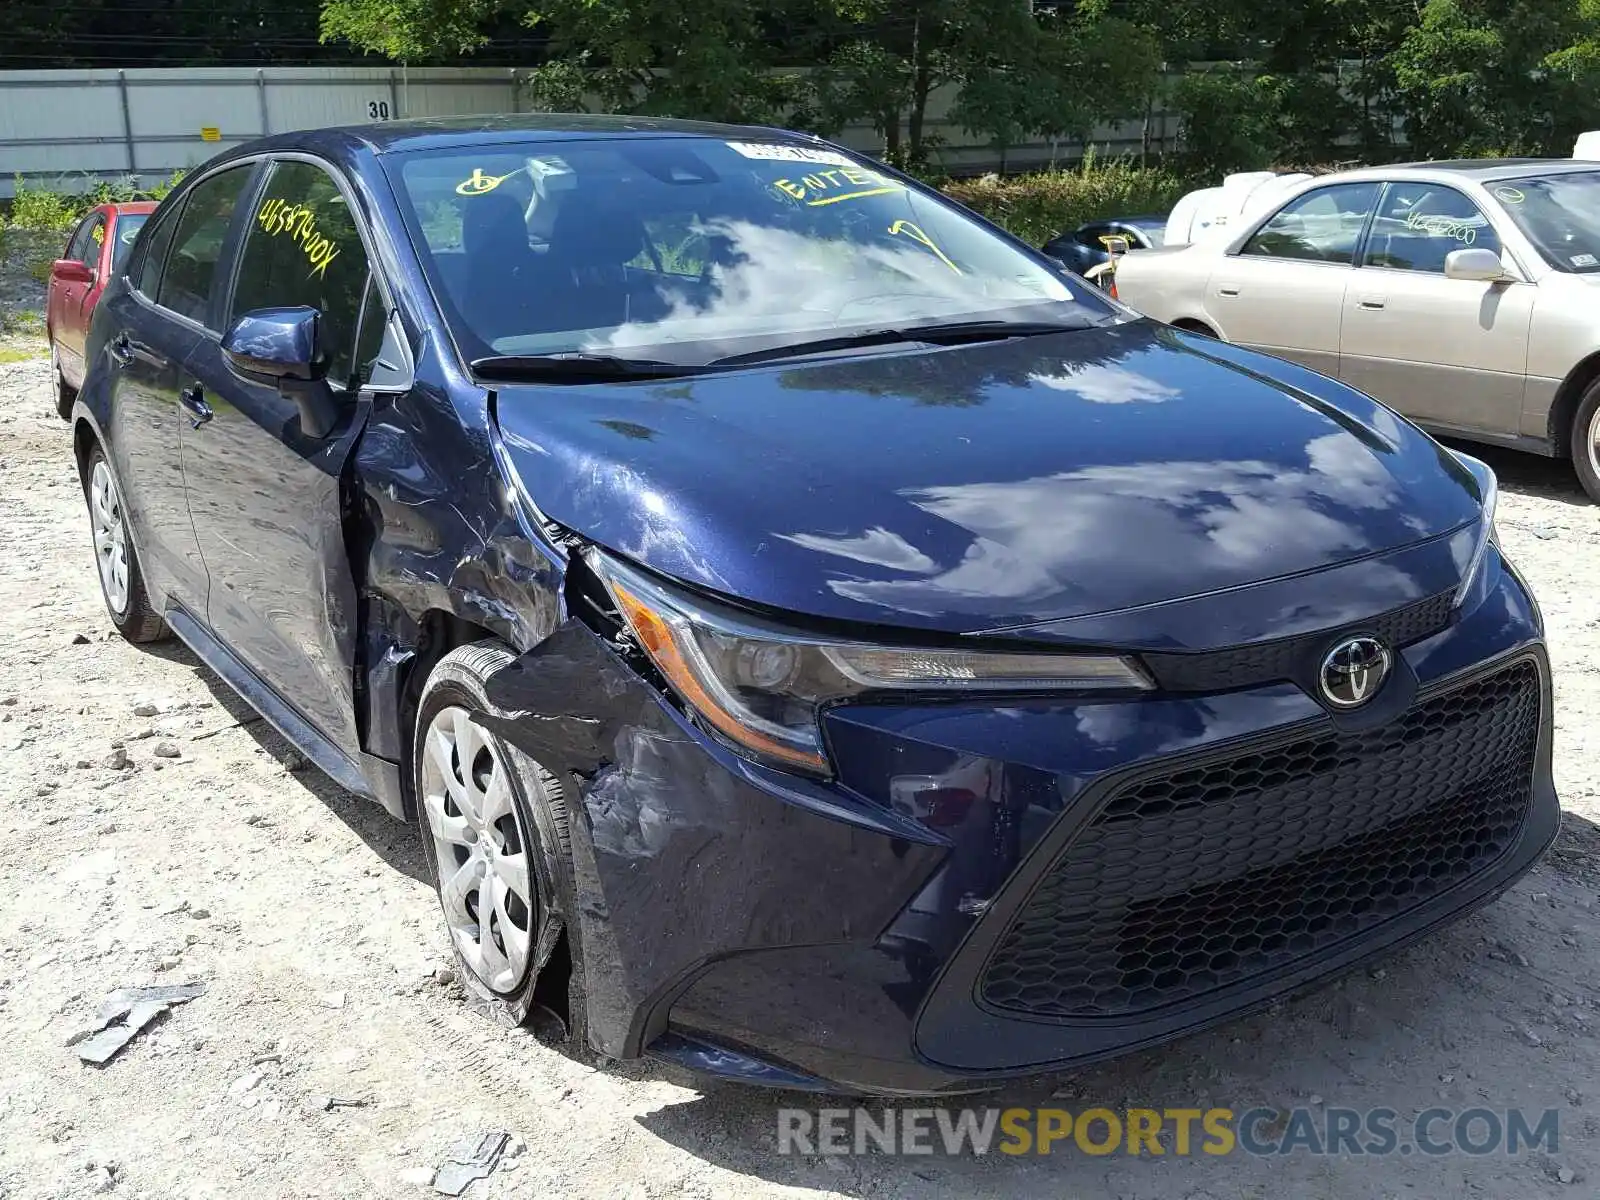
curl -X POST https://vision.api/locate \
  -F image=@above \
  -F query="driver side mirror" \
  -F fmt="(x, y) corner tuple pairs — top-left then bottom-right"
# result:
(1444, 248), (1514, 283)
(222, 306), (341, 438)
(52, 259), (95, 285)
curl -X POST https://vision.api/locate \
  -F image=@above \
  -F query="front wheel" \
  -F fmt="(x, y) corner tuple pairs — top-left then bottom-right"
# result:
(413, 641), (586, 1037)
(1573, 381), (1600, 504)
(83, 445), (166, 643)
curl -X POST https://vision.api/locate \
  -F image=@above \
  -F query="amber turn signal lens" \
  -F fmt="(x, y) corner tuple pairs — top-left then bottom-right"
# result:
(610, 581), (829, 773)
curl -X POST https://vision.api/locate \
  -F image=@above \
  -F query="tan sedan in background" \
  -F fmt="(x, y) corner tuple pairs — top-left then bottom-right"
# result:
(1113, 159), (1600, 501)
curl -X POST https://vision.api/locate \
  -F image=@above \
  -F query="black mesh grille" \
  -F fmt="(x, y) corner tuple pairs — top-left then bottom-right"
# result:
(1144, 591), (1456, 693)
(979, 659), (1540, 1020)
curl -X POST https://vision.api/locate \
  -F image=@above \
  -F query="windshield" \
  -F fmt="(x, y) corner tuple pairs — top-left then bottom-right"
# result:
(1129, 220), (1166, 248)
(111, 214), (149, 272)
(386, 136), (1109, 365)
(1489, 172), (1600, 273)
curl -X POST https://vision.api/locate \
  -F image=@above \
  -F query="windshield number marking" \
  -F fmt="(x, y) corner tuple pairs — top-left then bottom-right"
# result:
(455, 168), (515, 196)
(774, 167), (905, 207)
(887, 220), (962, 274)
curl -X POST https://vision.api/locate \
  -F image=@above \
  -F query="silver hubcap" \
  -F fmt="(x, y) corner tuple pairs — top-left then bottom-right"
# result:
(89, 461), (130, 615)
(1588, 405), (1600, 484)
(421, 706), (534, 993)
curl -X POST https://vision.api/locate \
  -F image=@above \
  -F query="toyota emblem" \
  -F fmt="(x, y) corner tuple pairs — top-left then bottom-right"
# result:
(1319, 636), (1392, 709)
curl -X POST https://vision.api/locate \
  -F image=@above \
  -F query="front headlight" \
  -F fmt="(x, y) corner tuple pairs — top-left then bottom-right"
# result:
(1449, 448), (1499, 610)
(590, 553), (1153, 775)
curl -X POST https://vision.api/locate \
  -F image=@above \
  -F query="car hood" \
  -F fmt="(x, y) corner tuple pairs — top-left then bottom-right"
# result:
(493, 320), (1482, 635)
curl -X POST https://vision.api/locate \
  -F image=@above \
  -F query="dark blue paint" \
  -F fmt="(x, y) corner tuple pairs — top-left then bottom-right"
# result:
(91, 291), (210, 612)
(73, 116), (1554, 1097)
(183, 322), (369, 764)
(220, 306), (322, 379)
(494, 320), (1482, 634)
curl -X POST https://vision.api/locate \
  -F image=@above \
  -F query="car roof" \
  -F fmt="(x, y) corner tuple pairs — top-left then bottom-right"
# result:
(101, 201), (159, 215)
(220, 113), (815, 160)
(1332, 158), (1598, 183)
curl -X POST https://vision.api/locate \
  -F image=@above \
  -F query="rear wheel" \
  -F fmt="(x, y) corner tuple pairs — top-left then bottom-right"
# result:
(1573, 381), (1600, 504)
(1171, 319), (1218, 339)
(413, 641), (586, 1039)
(83, 445), (166, 643)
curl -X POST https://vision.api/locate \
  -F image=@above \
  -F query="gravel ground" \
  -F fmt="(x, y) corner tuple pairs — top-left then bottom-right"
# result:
(1, 346), (1599, 1199)
(0, 231), (55, 338)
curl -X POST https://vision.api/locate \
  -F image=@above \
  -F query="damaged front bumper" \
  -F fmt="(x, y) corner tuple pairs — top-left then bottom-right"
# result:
(478, 550), (1557, 1096)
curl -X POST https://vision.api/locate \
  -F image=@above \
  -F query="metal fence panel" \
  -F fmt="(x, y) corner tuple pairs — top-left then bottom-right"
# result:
(0, 66), (521, 197)
(0, 63), (1169, 198)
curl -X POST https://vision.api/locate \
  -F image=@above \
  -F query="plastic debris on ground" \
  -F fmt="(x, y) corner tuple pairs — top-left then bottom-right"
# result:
(432, 1131), (510, 1196)
(67, 981), (207, 1066)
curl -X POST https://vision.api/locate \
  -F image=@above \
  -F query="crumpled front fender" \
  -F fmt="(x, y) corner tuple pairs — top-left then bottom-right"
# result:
(475, 620), (947, 1058)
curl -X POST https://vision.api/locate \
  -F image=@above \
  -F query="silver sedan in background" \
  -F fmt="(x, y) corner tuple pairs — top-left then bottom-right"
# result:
(1113, 159), (1600, 501)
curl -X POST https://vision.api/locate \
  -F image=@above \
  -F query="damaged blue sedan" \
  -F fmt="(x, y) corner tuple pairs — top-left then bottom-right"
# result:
(73, 116), (1555, 1095)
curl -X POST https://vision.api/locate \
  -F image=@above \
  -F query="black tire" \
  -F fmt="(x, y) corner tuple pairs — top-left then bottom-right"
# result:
(82, 444), (167, 644)
(1172, 319), (1218, 339)
(412, 640), (588, 1044)
(51, 344), (77, 420)
(1572, 380), (1600, 504)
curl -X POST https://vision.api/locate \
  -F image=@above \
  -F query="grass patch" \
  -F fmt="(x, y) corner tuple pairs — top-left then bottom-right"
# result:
(0, 345), (45, 364)
(937, 156), (1190, 245)
(2, 169), (186, 233)
(0, 309), (47, 338)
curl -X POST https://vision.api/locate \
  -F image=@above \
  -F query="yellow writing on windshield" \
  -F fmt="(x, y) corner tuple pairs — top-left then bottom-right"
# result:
(774, 166), (904, 207)
(257, 197), (342, 279)
(456, 168), (514, 196)
(888, 219), (962, 274)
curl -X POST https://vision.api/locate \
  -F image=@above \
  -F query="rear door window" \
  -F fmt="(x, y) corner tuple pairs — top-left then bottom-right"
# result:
(75, 216), (107, 268)
(154, 165), (254, 326)
(229, 159), (374, 389)
(135, 202), (183, 300)
(64, 215), (100, 265)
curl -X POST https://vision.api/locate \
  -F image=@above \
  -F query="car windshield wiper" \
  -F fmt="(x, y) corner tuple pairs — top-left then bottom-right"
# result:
(471, 353), (703, 382)
(474, 319), (1089, 380)
(707, 319), (1088, 369)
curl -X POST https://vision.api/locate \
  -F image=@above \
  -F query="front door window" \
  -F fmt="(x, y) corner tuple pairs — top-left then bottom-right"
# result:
(1363, 184), (1502, 273)
(229, 161), (374, 388)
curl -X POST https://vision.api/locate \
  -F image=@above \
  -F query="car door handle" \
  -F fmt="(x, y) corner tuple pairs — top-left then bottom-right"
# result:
(1217, 284), (1241, 296)
(1357, 296), (1387, 310)
(178, 384), (213, 428)
(108, 333), (134, 367)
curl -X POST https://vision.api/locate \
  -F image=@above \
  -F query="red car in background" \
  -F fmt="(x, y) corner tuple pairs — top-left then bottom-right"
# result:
(47, 201), (156, 418)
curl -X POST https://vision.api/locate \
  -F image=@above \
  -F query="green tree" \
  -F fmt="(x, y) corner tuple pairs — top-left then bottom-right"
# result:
(515, 0), (795, 121)
(320, 0), (509, 59)
(1391, 0), (1600, 156)
(947, 14), (1160, 170)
